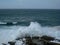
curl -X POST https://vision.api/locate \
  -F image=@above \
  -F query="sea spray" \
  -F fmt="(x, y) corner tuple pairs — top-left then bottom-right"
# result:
(17, 22), (60, 39)
(0, 22), (60, 45)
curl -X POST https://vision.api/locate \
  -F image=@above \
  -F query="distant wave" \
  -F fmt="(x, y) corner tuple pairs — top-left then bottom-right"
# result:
(0, 22), (6, 24)
(0, 18), (60, 26)
(0, 21), (30, 26)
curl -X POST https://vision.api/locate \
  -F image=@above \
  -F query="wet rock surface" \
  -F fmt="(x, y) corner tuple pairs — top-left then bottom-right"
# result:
(8, 41), (16, 45)
(2, 35), (60, 45)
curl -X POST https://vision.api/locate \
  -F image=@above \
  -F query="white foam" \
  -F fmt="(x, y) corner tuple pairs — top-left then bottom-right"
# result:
(17, 22), (60, 39)
(0, 22), (60, 45)
(15, 40), (25, 45)
(0, 26), (20, 45)
(0, 22), (6, 24)
(50, 40), (60, 44)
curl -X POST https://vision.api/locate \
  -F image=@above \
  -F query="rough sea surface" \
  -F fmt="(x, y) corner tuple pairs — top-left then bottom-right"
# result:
(0, 9), (60, 45)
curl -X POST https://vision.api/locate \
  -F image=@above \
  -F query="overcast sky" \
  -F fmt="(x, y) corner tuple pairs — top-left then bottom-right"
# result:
(0, 0), (60, 9)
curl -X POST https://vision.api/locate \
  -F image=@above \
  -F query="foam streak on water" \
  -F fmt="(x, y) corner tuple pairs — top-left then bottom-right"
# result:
(0, 22), (60, 45)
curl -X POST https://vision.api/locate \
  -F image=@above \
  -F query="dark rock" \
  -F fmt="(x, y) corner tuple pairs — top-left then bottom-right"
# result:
(6, 22), (13, 25)
(24, 34), (31, 38)
(8, 41), (16, 45)
(24, 36), (60, 45)
(41, 35), (55, 41)
(16, 37), (22, 40)
(2, 43), (7, 45)
(55, 39), (60, 42)
(25, 36), (34, 45)
(32, 37), (39, 39)
(43, 41), (60, 45)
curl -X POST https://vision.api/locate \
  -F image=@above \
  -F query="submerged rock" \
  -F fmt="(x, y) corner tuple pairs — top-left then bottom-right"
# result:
(6, 22), (13, 25)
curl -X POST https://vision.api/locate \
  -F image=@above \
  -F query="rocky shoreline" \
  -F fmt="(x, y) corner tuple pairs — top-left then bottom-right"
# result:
(2, 35), (60, 45)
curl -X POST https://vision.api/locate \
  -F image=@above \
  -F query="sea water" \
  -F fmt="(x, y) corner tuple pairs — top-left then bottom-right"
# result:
(0, 9), (60, 45)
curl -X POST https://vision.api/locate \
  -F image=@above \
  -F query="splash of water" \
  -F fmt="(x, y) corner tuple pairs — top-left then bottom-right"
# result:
(0, 22), (60, 45)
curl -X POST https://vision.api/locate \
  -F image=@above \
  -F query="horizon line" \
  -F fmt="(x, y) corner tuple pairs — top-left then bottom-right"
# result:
(0, 8), (60, 10)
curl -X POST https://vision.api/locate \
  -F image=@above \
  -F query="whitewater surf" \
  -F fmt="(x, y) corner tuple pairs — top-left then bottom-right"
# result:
(0, 22), (60, 45)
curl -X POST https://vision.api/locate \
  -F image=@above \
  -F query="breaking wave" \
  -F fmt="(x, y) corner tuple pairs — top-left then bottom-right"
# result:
(16, 22), (60, 39)
(0, 22), (60, 45)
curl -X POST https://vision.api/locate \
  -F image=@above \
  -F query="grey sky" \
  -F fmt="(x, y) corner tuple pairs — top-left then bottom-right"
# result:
(0, 0), (60, 9)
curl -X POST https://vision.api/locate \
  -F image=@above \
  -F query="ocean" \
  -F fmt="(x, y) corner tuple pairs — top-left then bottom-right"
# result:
(0, 9), (60, 45)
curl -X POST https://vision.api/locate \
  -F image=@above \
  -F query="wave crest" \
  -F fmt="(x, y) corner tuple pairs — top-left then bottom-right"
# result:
(0, 22), (60, 45)
(16, 22), (60, 39)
